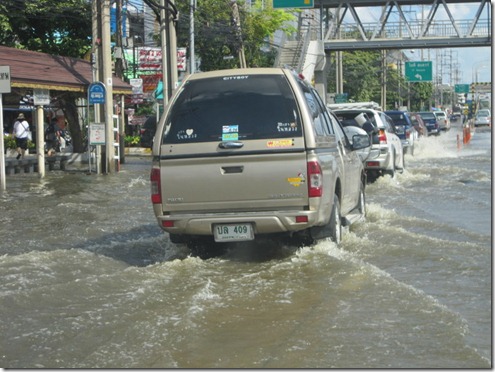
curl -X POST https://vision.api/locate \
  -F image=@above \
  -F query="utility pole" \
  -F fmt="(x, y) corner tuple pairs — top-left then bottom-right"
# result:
(100, 0), (115, 173)
(190, 0), (196, 74)
(92, 0), (102, 174)
(160, 0), (169, 106)
(230, 0), (247, 69)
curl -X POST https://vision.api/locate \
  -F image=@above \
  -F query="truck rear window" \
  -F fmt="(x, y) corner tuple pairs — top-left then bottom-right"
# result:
(162, 74), (301, 144)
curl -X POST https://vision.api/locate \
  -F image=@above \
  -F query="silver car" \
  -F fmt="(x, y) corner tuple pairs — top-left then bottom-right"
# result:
(331, 108), (404, 180)
(150, 68), (370, 255)
(474, 110), (491, 127)
(433, 111), (451, 131)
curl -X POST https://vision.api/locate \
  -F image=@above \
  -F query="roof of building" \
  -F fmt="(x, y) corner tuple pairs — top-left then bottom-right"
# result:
(0, 46), (131, 94)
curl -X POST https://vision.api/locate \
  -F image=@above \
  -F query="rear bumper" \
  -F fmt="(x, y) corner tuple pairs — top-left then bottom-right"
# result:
(365, 146), (392, 171)
(155, 210), (322, 236)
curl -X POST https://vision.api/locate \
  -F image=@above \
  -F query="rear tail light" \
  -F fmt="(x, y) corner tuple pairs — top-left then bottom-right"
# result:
(378, 129), (387, 144)
(150, 168), (162, 204)
(307, 161), (323, 197)
(406, 130), (410, 139)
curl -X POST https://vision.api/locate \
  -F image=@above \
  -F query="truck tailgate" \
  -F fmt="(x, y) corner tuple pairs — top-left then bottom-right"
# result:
(160, 150), (309, 213)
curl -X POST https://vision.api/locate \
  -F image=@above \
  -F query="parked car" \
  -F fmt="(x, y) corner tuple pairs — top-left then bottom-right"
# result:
(410, 112), (428, 138)
(433, 111), (450, 131)
(384, 110), (418, 155)
(417, 112), (440, 135)
(139, 116), (157, 148)
(332, 107), (404, 181)
(150, 68), (371, 255)
(474, 110), (491, 127)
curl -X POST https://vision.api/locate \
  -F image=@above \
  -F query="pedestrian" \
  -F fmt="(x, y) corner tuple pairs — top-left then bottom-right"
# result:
(45, 118), (60, 156)
(13, 113), (30, 160)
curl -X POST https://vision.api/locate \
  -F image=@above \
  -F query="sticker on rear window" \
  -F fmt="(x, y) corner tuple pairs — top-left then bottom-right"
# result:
(176, 129), (197, 140)
(267, 139), (294, 148)
(222, 125), (239, 141)
(277, 122), (298, 132)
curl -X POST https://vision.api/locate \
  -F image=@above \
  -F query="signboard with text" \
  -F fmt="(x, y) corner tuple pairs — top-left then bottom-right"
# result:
(33, 88), (50, 105)
(405, 61), (432, 82)
(273, 0), (314, 8)
(0, 66), (11, 93)
(89, 123), (106, 145)
(88, 82), (106, 104)
(455, 84), (470, 93)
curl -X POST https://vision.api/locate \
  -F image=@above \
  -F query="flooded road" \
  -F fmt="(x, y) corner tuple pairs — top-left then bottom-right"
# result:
(0, 121), (491, 368)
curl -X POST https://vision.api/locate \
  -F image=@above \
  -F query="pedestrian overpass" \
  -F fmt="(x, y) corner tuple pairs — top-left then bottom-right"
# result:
(314, 0), (491, 50)
(275, 0), (491, 104)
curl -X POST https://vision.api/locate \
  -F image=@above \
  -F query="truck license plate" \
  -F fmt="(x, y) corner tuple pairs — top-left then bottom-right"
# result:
(214, 223), (254, 242)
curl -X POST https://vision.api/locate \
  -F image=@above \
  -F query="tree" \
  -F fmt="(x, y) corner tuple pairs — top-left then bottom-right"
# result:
(175, 0), (295, 71)
(327, 49), (434, 109)
(0, 0), (92, 58)
(0, 0), (94, 153)
(327, 50), (382, 102)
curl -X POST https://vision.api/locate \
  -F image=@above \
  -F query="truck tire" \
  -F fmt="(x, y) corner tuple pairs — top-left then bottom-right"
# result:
(329, 194), (342, 244)
(386, 151), (396, 177)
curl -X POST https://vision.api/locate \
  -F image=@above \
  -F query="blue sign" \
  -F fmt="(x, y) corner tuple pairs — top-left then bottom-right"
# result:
(88, 82), (106, 104)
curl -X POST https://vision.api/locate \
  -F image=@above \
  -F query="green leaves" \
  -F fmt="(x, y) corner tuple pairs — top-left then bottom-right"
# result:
(0, 0), (91, 58)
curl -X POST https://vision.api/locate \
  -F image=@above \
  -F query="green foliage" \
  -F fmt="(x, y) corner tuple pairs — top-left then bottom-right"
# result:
(327, 50), (434, 110)
(135, 105), (155, 117)
(2, 134), (34, 150)
(176, 0), (295, 71)
(124, 135), (141, 147)
(4, 134), (16, 150)
(0, 0), (92, 58)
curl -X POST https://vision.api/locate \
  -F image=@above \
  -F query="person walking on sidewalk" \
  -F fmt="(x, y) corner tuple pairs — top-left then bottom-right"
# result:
(13, 113), (30, 160)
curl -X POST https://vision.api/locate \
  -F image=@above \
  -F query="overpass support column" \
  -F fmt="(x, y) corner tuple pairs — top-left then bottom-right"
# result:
(313, 41), (329, 102)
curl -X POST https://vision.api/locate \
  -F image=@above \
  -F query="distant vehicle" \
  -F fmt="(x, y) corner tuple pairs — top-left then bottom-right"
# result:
(417, 112), (440, 135)
(433, 111), (451, 131)
(151, 68), (370, 254)
(410, 113), (428, 138)
(474, 110), (491, 127)
(477, 109), (491, 117)
(139, 116), (157, 148)
(331, 107), (404, 180)
(384, 110), (418, 155)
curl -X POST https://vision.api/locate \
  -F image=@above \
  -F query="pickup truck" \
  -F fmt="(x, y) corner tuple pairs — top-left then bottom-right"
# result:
(150, 68), (370, 255)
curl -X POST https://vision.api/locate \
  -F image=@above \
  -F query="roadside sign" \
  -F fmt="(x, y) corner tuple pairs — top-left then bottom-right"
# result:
(335, 93), (348, 103)
(0, 66), (11, 93)
(89, 123), (106, 145)
(273, 0), (314, 8)
(455, 84), (470, 93)
(33, 88), (50, 105)
(405, 61), (432, 82)
(0, 66), (10, 190)
(88, 82), (106, 104)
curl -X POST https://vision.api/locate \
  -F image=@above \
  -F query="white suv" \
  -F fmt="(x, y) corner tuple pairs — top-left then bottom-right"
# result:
(331, 108), (404, 180)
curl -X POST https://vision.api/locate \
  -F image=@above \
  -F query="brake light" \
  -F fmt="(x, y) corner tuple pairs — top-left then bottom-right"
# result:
(406, 130), (410, 139)
(307, 161), (323, 197)
(378, 129), (387, 144)
(150, 168), (162, 204)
